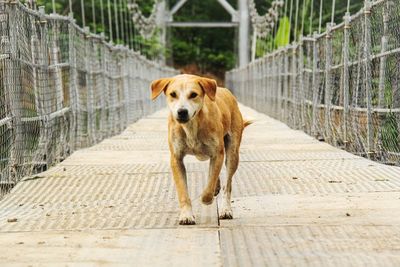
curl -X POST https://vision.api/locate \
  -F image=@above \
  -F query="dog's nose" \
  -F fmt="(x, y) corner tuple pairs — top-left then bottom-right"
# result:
(177, 108), (189, 121)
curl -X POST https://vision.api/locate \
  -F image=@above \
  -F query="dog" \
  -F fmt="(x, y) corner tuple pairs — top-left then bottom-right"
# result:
(151, 74), (252, 225)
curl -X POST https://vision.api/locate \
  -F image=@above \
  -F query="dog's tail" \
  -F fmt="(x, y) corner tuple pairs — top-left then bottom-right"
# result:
(243, 119), (254, 128)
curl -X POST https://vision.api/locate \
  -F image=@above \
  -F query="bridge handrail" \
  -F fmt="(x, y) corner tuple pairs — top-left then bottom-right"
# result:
(0, 1), (178, 194)
(227, 0), (400, 166)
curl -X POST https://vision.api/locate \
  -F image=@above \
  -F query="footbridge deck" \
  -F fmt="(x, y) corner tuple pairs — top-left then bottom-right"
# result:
(0, 105), (399, 266)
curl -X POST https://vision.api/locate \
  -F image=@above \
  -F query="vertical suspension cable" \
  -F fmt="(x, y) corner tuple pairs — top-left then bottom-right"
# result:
(92, 0), (97, 32)
(131, 7), (136, 50)
(119, 0), (125, 44)
(108, 0), (113, 42)
(309, 0), (314, 35)
(81, 0), (86, 27)
(127, 0), (133, 49)
(284, 0), (288, 18)
(289, 0), (293, 42)
(301, 0), (306, 36)
(318, 0), (323, 33)
(125, 0), (132, 49)
(273, 13), (279, 50)
(331, 0), (336, 24)
(347, 0), (351, 13)
(100, 0), (105, 32)
(294, 0), (299, 41)
(52, 0), (56, 13)
(69, 0), (73, 15)
(114, 0), (120, 43)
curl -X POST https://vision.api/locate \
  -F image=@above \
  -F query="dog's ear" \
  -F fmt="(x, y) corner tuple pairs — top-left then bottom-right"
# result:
(151, 78), (171, 100)
(197, 77), (217, 101)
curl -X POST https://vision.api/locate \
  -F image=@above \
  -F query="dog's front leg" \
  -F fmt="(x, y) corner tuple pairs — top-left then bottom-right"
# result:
(170, 155), (195, 225)
(201, 149), (224, 205)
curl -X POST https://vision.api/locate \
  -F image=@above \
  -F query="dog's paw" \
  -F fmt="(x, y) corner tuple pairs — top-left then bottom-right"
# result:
(201, 193), (214, 205)
(179, 210), (196, 225)
(219, 208), (233, 220)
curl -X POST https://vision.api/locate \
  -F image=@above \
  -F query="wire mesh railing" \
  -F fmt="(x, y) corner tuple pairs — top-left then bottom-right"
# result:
(0, 1), (178, 196)
(227, 0), (400, 166)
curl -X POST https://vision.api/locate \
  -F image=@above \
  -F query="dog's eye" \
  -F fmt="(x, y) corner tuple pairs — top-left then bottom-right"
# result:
(170, 92), (177, 98)
(189, 92), (198, 99)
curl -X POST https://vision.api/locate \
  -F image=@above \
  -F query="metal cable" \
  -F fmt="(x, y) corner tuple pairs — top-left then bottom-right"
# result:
(309, 0), (314, 34)
(52, 0), (56, 13)
(100, 0), (105, 32)
(318, 0), (323, 33)
(69, 0), (73, 15)
(301, 0), (306, 36)
(108, 0), (113, 41)
(81, 0), (85, 28)
(289, 0), (293, 41)
(92, 0), (96, 32)
(294, 0), (299, 41)
(129, 3), (135, 49)
(125, 0), (132, 48)
(114, 0), (120, 42)
(119, 0), (125, 44)
(284, 0), (288, 17)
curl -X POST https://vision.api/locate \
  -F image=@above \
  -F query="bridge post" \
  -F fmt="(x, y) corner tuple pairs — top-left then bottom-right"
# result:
(283, 48), (289, 124)
(377, 2), (389, 108)
(34, 7), (52, 169)
(311, 31), (319, 138)
(68, 15), (78, 150)
(324, 23), (333, 142)
(364, 0), (374, 159)
(292, 45), (298, 129)
(238, 0), (249, 67)
(49, 16), (67, 161)
(99, 33), (108, 140)
(343, 13), (351, 148)
(275, 52), (281, 120)
(298, 37), (305, 131)
(84, 27), (96, 146)
(270, 55), (275, 116)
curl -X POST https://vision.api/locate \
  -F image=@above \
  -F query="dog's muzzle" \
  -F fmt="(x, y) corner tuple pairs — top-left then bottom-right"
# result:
(177, 108), (189, 123)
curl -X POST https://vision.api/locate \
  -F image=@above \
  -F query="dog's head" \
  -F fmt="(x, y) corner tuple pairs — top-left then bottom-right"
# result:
(150, 74), (217, 124)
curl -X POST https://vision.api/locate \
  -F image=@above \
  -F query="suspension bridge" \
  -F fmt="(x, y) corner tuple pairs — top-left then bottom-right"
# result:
(0, 0), (400, 266)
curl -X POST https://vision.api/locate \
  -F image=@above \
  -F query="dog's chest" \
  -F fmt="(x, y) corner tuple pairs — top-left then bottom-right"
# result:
(174, 133), (215, 160)
(186, 136), (212, 157)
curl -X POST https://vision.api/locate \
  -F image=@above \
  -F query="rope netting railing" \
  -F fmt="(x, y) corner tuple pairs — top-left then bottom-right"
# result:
(0, 1), (178, 196)
(227, 0), (400, 166)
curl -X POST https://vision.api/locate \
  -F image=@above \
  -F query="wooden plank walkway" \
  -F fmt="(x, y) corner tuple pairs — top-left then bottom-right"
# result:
(0, 105), (400, 266)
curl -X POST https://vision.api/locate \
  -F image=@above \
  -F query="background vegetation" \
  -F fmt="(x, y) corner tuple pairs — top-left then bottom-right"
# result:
(34, 0), (364, 82)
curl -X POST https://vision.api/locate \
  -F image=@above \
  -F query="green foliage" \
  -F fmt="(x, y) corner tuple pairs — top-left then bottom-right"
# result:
(170, 27), (235, 77)
(29, 0), (367, 79)
(168, 0), (237, 78)
(274, 16), (290, 48)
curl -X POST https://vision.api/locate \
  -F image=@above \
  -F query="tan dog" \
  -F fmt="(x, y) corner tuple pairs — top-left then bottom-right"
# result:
(151, 74), (251, 225)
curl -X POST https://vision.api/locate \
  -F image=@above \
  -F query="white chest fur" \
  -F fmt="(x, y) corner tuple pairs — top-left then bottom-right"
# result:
(173, 122), (217, 160)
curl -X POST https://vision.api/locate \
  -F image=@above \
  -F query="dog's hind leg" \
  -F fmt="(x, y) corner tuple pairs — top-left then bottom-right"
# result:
(219, 134), (240, 219)
(171, 156), (195, 225)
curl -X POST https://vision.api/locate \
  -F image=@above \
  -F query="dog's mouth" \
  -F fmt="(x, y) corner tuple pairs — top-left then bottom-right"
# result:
(176, 118), (190, 123)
